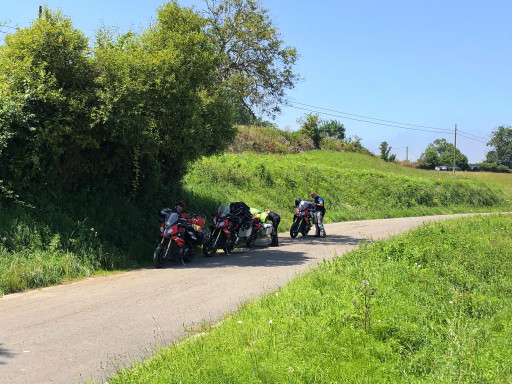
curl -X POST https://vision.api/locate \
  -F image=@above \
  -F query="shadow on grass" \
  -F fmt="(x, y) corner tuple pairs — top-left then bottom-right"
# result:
(0, 343), (15, 365)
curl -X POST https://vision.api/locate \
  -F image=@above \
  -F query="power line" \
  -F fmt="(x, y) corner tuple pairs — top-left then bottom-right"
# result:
(290, 100), (453, 133)
(287, 101), (491, 144)
(288, 104), (452, 135)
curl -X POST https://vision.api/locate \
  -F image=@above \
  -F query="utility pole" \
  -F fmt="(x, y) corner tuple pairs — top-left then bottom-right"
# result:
(406, 146), (408, 162)
(39, 5), (42, 18)
(453, 124), (457, 174)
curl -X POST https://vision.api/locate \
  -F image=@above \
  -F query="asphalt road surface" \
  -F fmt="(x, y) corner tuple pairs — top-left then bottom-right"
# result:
(0, 214), (477, 384)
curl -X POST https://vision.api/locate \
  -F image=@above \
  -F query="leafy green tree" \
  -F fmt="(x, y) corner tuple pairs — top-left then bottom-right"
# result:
(418, 138), (468, 170)
(485, 126), (512, 168)
(92, 1), (237, 199)
(320, 120), (345, 140)
(298, 113), (322, 149)
(204, 0), (300, 119)
(379, 141), (396, 162)
(0, 7), (97, 191)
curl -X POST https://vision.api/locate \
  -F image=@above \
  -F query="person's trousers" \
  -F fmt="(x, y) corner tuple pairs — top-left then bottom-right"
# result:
(314, 211), (325, 237)
(268, 211), (281, 245)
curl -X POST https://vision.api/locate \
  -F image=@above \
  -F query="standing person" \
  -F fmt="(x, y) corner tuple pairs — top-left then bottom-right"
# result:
(311, 192), (326, 238)
(249, 207), (281, 246)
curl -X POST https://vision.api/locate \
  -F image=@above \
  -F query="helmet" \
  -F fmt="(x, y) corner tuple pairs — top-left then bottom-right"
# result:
(295, 198), (301, 207)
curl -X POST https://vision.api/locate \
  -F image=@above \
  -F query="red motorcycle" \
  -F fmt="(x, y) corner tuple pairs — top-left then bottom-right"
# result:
(153, 209), (207, 268)
(290, 199), (315, 238)
(203, 204), (253, 256)
(245, 215), (274, 247)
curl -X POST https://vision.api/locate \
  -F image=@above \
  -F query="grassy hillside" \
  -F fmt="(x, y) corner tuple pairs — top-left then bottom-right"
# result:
(102, 213), (512, 383)
(1, 150), (509, 295)
(182, 150), (509, 229)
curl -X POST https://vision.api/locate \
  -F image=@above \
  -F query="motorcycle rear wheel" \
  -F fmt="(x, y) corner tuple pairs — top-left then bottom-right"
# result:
(300, 221), (310, 236)
(223, 236), (237, 254)
(182, 244), (195, 262)
(290, 220), (300, 238)
(245, 232), (257, 248)
(153, 243), (167, 268)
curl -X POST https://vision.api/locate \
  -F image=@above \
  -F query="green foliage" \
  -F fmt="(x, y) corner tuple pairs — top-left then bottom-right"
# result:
(229, 125), (315, 154)
(103, 214), (512, 384)
(485, 126), (512, 168)
(379, 141), (396, 162)
(418, 138), (469, 170)
(0, 8), (97, 191)
(319, 119), (345, 140)
(182, 150), (508, 231)
(297, 113), (322, 149)
(204, 0), (300, 118)
(479, 162), (512, 173)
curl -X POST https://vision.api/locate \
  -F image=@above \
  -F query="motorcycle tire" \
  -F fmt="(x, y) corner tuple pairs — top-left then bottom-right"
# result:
(203, 237), (218, 257)
(290, 220), (300, 238)
(182, 244), (195, 263)
(153, 243), (167, 268)
(300, 220), (309, 236)
(245, 233), (257, 248)
(223, 236), (237, 255)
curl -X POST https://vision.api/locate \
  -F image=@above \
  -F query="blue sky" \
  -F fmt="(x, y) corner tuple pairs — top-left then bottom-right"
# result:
(1, 1), (511, 163)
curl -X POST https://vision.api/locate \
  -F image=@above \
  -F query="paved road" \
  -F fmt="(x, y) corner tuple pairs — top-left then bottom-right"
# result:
(0, 214), (476, 384)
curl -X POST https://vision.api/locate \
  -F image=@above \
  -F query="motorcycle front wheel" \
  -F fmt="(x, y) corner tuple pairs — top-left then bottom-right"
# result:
(203, 231), (219, 257)
(290, 219), (300, 238)
(153, 243), (167, 268)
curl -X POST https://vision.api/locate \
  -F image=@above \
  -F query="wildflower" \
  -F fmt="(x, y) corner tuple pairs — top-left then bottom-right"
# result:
(269, 320), (273, 324)
(362, 280), (370, 286)
(275, 292), (279, 296)
(449, 301), (454, 304)
(237, 320), (243, 324)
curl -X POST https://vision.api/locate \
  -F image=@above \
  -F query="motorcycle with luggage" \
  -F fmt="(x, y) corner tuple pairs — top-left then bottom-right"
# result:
(202, 203), (254, 257)
(153, 208), (208, 268)
(245, 214), (274, 247)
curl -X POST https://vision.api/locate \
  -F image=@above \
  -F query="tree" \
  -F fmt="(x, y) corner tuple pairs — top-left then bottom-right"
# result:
(298, 113), (321, 149)
(319, 120), (345, 140)
(379, 141), (396, 162)
(0, 7), (97, 191)
(92, 1), (237, 198)
(485, 126), (512, 168)
(203, 0), (299, 119)
(417, 138), (468, 170)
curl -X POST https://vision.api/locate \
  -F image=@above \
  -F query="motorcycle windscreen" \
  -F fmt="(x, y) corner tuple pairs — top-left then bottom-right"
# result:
(217, 204), (231, 215)
(164, 212), (179, 227)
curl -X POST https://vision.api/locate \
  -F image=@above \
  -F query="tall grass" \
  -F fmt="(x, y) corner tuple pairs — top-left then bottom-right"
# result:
(103, 214), (512, 383)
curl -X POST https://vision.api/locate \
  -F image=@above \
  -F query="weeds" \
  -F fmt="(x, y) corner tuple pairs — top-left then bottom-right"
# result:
(352, 279), (377, 331)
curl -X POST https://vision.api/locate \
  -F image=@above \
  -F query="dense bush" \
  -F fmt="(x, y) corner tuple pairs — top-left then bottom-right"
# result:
(479, 162), (512, 173)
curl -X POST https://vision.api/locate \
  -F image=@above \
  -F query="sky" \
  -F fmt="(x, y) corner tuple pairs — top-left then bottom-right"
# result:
(1, 0), (511, 163)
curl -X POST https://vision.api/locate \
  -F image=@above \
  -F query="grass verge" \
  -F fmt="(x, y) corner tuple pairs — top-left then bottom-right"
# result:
(102, 213), (512, 383)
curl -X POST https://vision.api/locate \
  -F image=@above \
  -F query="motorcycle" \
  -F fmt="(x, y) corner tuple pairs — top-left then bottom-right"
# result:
(153, 208), (208, 268)
(290, 199), (315, 238)
(202, 204), (253, 257)
(244, 215), (274, 248)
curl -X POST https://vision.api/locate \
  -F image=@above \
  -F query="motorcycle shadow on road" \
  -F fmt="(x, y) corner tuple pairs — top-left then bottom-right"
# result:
(0, 343), (15, 365)
(174, 232), (365, 269)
